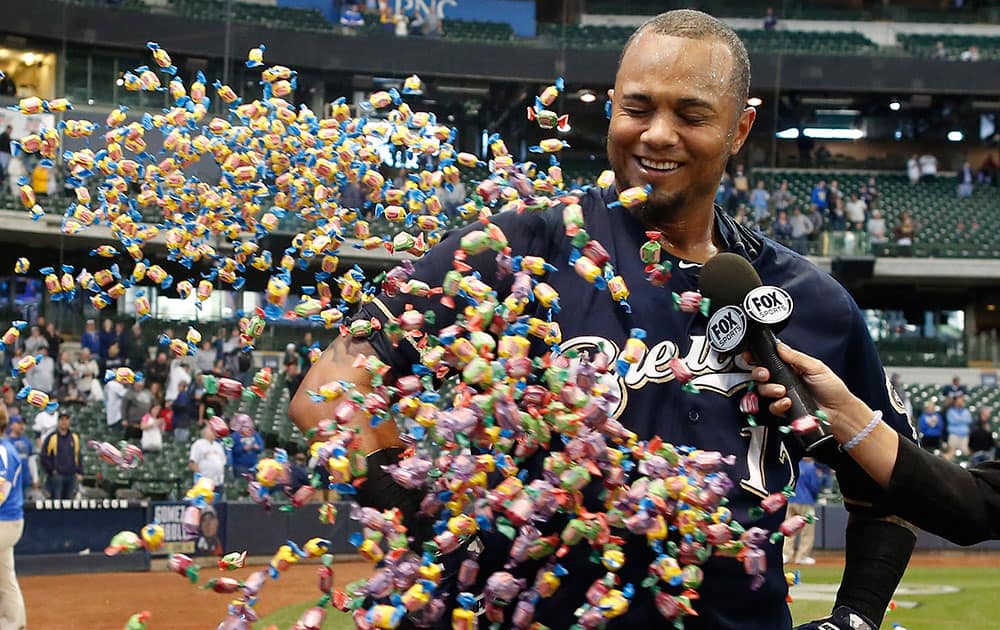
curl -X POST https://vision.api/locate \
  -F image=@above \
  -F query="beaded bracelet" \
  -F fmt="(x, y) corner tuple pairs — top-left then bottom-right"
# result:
(843, 410), (883, 451)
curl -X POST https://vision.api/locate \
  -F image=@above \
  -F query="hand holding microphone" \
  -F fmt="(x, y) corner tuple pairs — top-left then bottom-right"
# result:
(699, 253), (837, 453)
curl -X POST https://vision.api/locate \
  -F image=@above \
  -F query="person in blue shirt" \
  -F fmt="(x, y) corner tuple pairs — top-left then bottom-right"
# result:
(290, 11), (917, 630)
(810, 180), (828, 212)
(784, 457), (823, 565)
(0, 406), (26, 628)
(230, 419), (264, 478)
(917, 399), (944, 450)
(945, 395), (973, 460)
(5, 417), (35, 499)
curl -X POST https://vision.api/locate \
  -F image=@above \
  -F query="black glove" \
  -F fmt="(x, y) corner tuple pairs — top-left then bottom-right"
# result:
(794, 606), (876, 630)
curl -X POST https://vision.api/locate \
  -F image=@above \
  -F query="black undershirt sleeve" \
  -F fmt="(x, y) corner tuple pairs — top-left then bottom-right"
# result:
(887, 436), (1000, 546)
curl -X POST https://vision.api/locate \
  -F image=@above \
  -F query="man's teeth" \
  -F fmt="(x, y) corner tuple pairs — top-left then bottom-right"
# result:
(639, 158), (678, 171)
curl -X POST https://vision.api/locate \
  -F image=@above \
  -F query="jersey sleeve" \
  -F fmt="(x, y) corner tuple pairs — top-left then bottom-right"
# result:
(829, 301), (917, 514)
(358, 207), (564, 376)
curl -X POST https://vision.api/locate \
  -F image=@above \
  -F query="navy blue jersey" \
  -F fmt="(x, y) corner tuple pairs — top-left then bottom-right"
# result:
(361, 186), (914, 630)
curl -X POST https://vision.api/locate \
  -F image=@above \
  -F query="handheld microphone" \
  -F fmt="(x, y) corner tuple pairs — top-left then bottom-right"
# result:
(699, 253), (836, 454)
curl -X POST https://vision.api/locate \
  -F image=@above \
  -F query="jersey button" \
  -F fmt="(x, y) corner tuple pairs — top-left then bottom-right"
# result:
(688, 409), (700, 423)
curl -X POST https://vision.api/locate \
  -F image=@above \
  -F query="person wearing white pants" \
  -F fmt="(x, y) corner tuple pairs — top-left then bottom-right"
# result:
(0, 405), (25, 630)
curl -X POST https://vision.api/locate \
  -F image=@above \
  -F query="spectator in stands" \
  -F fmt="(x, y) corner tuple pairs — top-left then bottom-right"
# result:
(814, 145), (831, 166)
(165, 359), (192, 405)
(968, 408), (995, 461)
(789, 207), (813, 253)
(960, 45), (981, 62)
(6, 156), (25, 200)
(99, 318), (115, 368)
(968, 407), (995, 466)
(23, 326), (47, 356)
(140, 403), (164, 453)
(749, 180), (770, 225)
(809, 180), (828, 212)
(122, 379), (153, 441)
(827, 202), (848, 231)
(773, 210), (793, 244)
(40, 412), (82, 500)
(894, 210), (917, 256)
(796, 131), (814, 167)
(44, 322), (62, 360)
(195, 340), (215, 375)
(771, 180), (794, 215)
(763, 7), (778, 30)
(806, 204), (824, 242)
(933, 40), (948, 59)
(104, 342), (126, 373)
(32, 403), (57, 444)
(942, 375), (968, 403)
(24, 347), (55, 394)
(189, 424), (226, 486)
(80, 319), (100, 358)
(57, 350), (75, 401)
(731, 164), (750, 206)
(866, 209), (888, 245)
(945, 394), (973, 460)
(74, 347), (101, 402)
(0, 405), (25, 629)
(340, 3), (364, 26)
(298, 332), (316, 368)
(844, 193), (867, 230)
(783, 456), (821, 565)
(145, 352), (169, 395)
(978, 151), (998, 185)
(7, 417), (37, 501)
(918, 399), (945, 450)
(907, 155), (920, 185)
(919, 153), (938, 182)
(171, 380), (197, 444)
(827, 179), (843, 209)
(958, 161), (974, 198)
(231, 419), (264, 478)
(858, 184), (874, 208)
(394, 11), (409, 36)
(127, 323), (146, 369)
(199, 380), (226, 426)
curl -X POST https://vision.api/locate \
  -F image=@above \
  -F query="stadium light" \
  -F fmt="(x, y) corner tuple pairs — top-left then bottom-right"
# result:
(889, 100), (901, 111)
(747, 97), (763, 107)
(776, 128), (865, 140)
(947, 130), (964, 142)
(578, 90), (597, 103)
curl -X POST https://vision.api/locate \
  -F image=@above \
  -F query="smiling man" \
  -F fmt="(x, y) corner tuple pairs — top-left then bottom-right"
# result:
(291, 10), (916, 629)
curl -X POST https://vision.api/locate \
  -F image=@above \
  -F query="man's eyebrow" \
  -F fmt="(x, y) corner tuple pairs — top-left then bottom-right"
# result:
(619, 93), (718, 111)
(619, 92), (653, 104)
(676, 97), (717, 111)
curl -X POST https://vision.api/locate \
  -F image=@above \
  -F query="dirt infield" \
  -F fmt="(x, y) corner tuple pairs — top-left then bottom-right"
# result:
(21, 551), (998, 629)
(22, 558), (373, 630)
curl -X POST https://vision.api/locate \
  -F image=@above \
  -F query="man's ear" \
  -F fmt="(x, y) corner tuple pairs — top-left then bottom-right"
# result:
(730, 106), (757, 156)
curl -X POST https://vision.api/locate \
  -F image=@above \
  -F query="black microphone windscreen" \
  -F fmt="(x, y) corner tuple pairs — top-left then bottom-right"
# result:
(699, 252), (763, 309)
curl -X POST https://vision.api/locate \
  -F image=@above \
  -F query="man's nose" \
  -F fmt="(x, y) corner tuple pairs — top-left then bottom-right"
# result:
(640, 113), (680, 148)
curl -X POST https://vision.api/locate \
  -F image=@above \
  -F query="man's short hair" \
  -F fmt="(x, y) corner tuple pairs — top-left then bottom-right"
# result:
(621, 9), (750, 106)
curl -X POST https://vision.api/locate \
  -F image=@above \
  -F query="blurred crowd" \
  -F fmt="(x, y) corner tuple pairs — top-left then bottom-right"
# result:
(2, 315), (321, 503)
(718, 163), (921, 255)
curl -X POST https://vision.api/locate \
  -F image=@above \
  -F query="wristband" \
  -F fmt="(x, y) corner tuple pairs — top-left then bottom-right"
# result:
(843, 410), (882, 451)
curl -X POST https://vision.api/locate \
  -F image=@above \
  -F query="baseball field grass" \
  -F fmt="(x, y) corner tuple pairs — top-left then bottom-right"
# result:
(258, 564), (1000, 629)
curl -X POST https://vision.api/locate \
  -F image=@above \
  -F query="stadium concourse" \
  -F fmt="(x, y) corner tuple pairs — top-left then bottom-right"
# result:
(1, 0), (1000, 628)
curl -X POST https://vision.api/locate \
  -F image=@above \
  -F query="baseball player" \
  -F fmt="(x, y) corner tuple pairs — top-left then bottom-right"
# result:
(291, 10), (916, 629)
